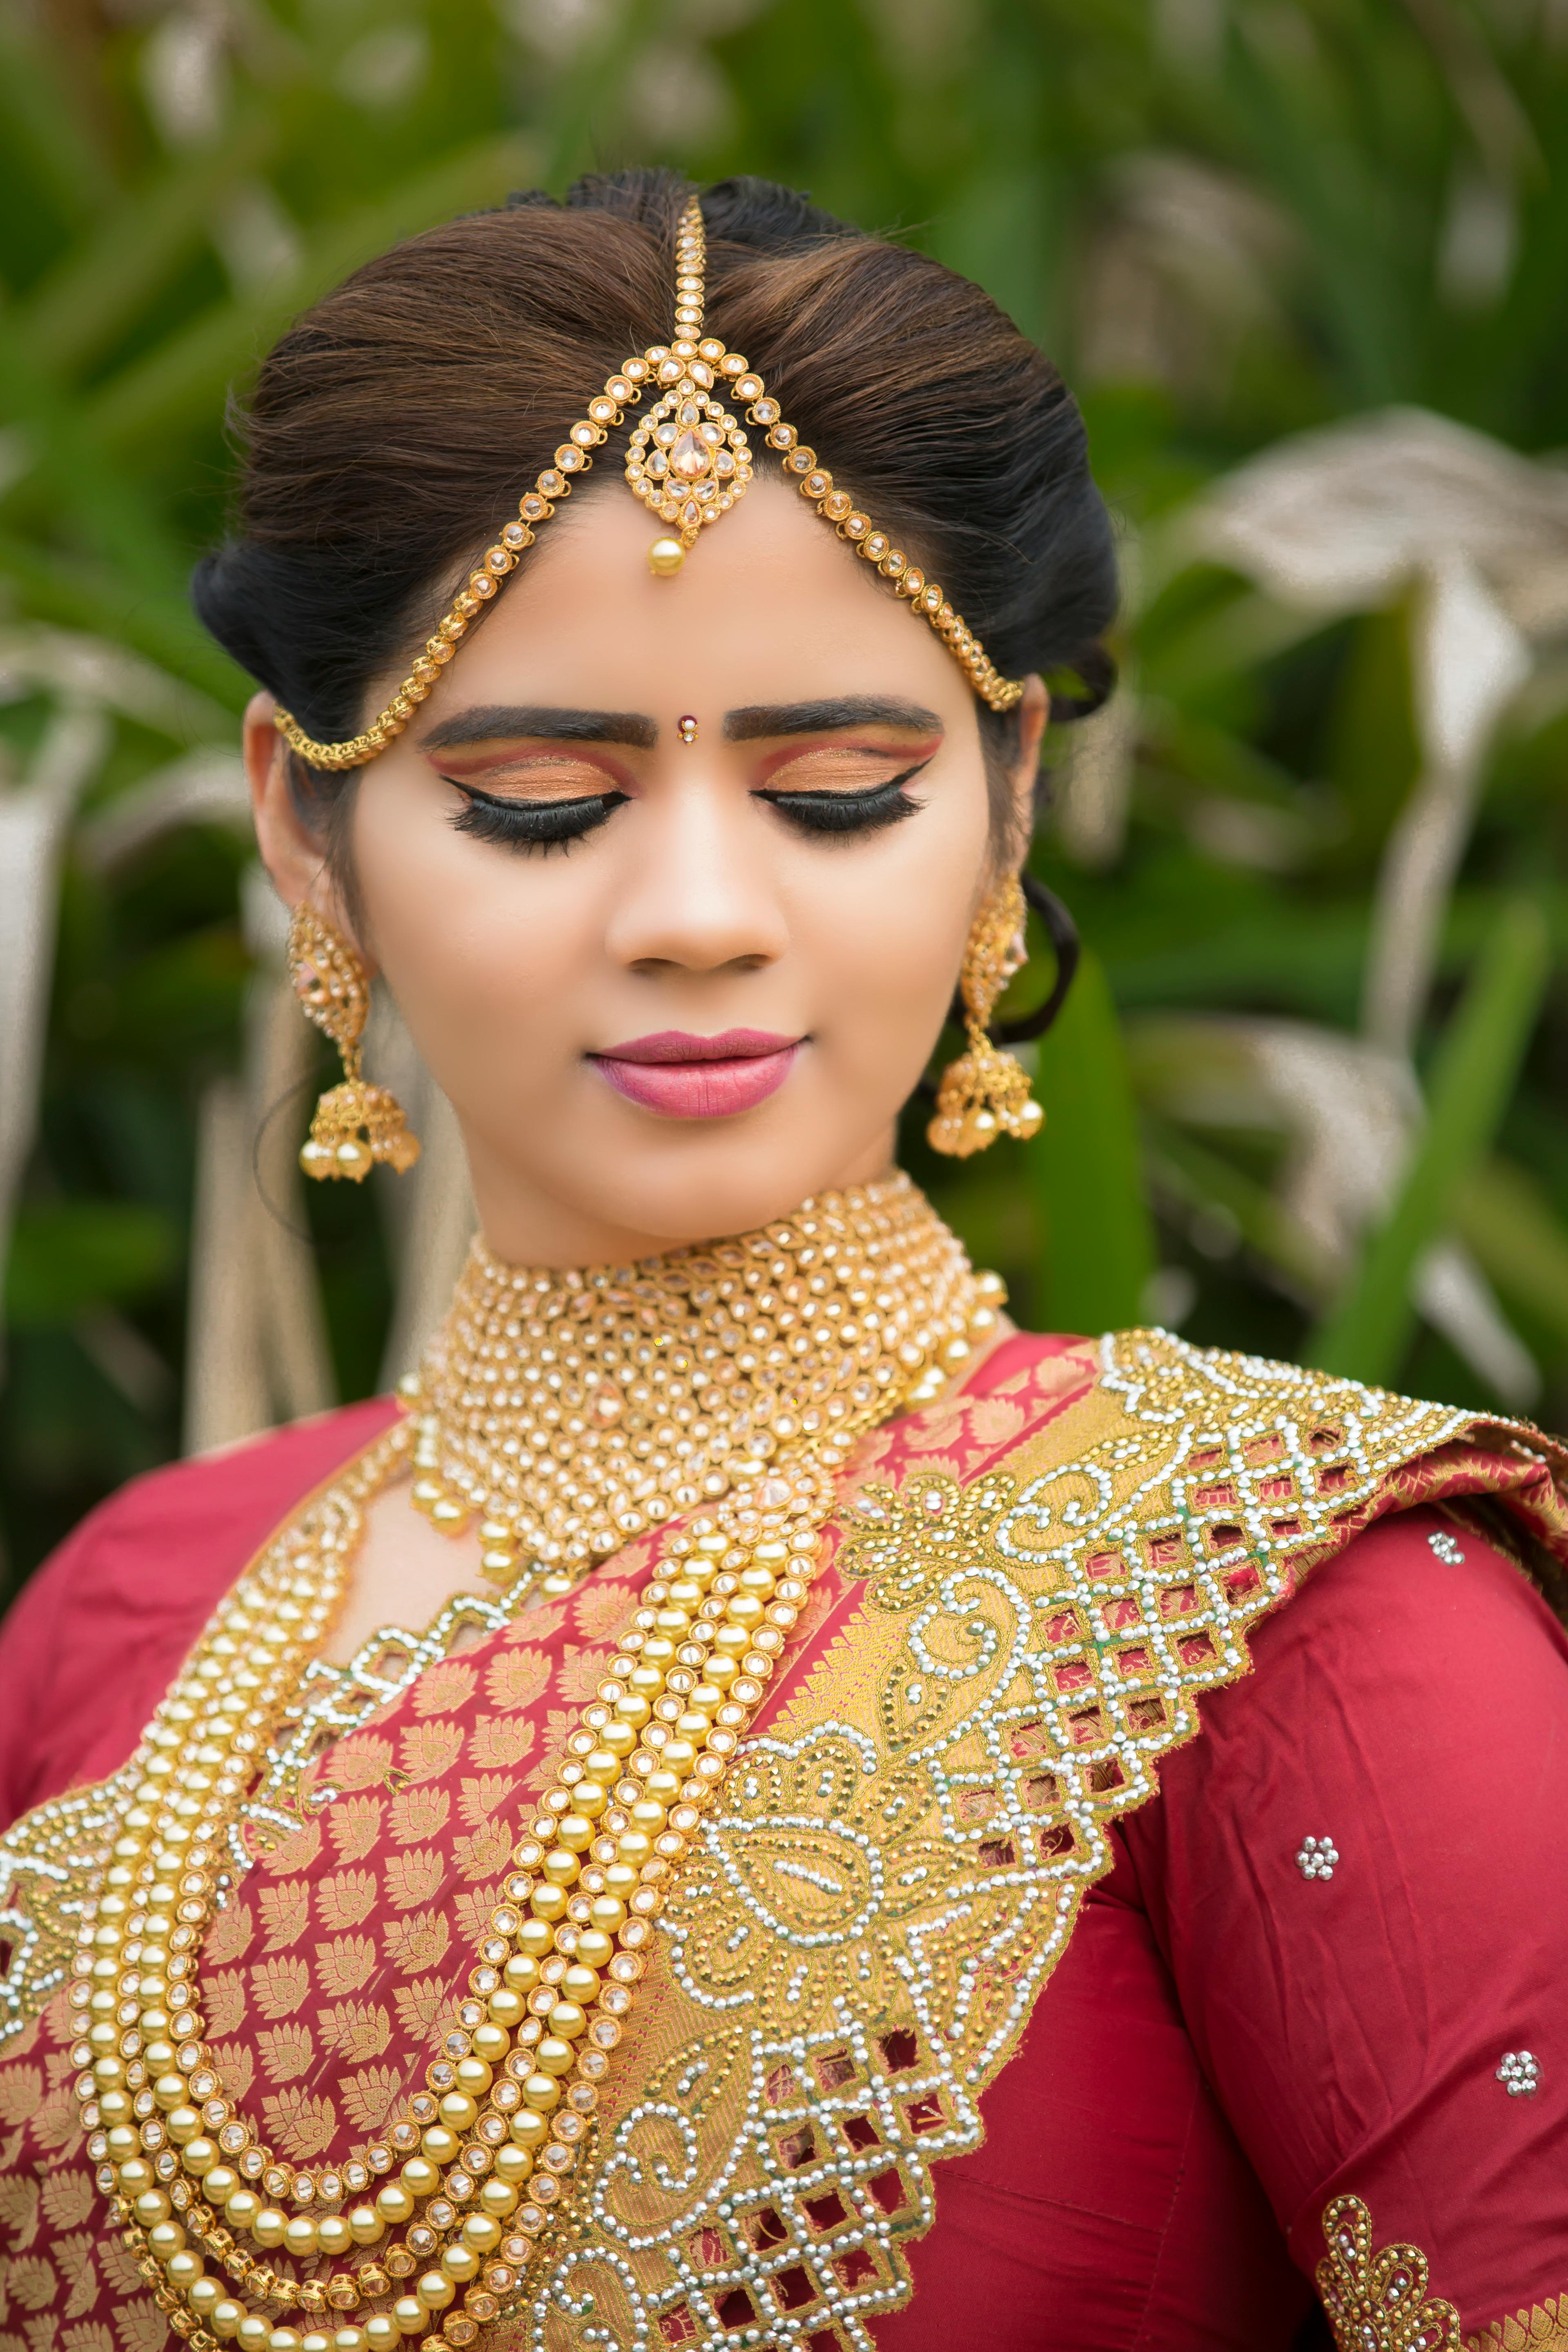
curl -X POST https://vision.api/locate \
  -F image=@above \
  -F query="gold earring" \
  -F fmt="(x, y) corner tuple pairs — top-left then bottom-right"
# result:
(287, 905), (421, 1182)
(928, 874), (1045, 1157)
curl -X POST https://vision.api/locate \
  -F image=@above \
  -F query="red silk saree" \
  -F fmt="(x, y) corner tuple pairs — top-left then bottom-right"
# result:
(4, 1329), (1568, 2350)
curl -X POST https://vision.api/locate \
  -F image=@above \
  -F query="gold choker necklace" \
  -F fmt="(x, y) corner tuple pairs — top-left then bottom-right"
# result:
(402, 1173), (999, 1593)
(74, 1180), (1002, 2352)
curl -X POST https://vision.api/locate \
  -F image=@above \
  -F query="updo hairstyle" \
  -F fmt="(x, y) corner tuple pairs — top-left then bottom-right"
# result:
(193, 169), (1118, 850)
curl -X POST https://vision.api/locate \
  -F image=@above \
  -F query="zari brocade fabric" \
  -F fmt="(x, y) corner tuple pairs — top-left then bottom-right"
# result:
(4, 1329), (1568, 2350)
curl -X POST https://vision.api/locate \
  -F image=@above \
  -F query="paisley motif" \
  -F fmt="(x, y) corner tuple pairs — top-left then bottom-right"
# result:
(6, 1330), (1568, 2352)
(519, 1333), (1549, 2352)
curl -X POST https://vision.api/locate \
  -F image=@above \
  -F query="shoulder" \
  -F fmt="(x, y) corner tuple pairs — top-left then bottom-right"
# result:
(1113, 1498), (1568, 2305)
(0, 1396), (399, 1826)
(1125, 1496), (1568, 1905)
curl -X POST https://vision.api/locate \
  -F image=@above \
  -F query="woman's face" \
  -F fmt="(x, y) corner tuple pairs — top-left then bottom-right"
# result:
(250, 478), (1045, 1266)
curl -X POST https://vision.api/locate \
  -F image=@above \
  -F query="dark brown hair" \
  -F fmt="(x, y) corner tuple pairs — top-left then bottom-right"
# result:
(194, 169), (1117, 829)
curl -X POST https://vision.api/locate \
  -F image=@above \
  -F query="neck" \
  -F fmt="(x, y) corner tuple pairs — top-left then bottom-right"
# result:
(460, 1121), (901, 1269)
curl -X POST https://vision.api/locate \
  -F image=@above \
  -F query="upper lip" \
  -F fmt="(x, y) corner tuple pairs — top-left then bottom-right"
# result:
(592, 1029), (800, 1064)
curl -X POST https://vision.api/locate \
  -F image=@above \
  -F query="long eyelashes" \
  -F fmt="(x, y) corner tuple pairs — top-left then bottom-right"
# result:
(449, 784), (628, 853)
(755, 765), (927, 838)
(444, 759), (931, 854)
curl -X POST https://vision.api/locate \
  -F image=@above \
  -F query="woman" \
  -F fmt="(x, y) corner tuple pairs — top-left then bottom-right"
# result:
(1, 171), (1565, 2352)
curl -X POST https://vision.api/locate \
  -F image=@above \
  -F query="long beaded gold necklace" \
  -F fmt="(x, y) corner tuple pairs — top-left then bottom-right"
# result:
(72, 1179), (1001, 2352)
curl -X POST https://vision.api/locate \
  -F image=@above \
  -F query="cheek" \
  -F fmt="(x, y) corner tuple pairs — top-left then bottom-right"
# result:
(348, 776), (593, 1060)
(793, 795), (986, 1076)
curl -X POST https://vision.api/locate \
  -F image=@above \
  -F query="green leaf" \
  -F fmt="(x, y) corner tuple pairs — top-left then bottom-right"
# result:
(1143, 1116), (1333, 1301)
(0, 14), (115, 232)
(1029, 947), (1155, 1335)
(1310, 900), (1553, 1385)
(1457, 1157), (1568, 1352)
(0, 306), (192, 602)
(0, 527), (250, 715)
(5, 1202), (179, 1330)
(18, 113), (282, 381)
(535, 0), (670, 187)
(86, 134), (543, 455)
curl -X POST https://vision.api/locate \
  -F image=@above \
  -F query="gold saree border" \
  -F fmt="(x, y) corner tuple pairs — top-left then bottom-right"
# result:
(1468, 2300), (1568, 2352)
(519, 1334), (1567, 2352)
(4, 1331), (1566, 2352)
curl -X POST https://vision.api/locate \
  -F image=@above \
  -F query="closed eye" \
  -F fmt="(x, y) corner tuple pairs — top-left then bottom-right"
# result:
(446, 781), (628, 853)
(755, 762), (929, 838)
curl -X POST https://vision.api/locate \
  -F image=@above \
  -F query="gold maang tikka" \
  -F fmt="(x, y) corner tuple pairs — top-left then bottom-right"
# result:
(287, 904), (421, 1181)
(928, 874), (1045, 1157)
(273, 195), (1024, 773)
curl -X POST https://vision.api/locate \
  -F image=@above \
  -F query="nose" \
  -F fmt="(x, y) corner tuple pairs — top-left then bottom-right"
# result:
(603, 770), (788, 977)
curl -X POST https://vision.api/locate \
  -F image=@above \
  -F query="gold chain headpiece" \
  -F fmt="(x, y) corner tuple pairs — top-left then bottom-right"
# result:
(274, 197), (1024, 772)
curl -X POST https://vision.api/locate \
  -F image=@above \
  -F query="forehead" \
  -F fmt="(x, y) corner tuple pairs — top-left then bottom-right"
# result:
(411, 475), (973, 729)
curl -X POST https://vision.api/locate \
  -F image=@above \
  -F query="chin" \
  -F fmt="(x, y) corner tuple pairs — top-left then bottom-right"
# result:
(562, 1123), (895, 1252)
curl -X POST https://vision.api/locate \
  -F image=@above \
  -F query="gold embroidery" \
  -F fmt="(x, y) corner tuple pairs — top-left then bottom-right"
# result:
(1467, 2296), (1568, 2352)
(32, 1203), (998, 2352)
(4, 1329), (1564, 2352)
(525, 1334), (1485, 2350)
(1316, 2195), (1462, 2349)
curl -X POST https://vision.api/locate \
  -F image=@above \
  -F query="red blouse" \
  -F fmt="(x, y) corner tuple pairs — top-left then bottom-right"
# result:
(4, 1354), (1566, 2346)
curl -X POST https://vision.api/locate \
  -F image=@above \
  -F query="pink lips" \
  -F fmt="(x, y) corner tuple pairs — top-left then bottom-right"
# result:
(590, 1028), (801, 1119)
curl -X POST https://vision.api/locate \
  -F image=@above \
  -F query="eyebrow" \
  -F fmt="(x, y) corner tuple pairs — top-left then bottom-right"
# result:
(723, 696), (944, 742)
(418, 705), (658, 752)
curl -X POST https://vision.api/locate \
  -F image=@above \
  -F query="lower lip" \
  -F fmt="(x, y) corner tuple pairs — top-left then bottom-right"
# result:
(591, 1046), (800, 1118)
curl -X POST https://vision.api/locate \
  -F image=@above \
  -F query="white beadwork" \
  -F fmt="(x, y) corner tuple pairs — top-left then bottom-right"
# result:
(1497, 2049), (1540, 2095)
(1428, 1527), (1465, 1566)
(233, 1586), (532, 1870)
(1296, 1835), (1339, 1881)
(523, 1333), (1475, 2352)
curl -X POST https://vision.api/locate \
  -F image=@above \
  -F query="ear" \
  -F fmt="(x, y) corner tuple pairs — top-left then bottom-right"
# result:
(1004, 675), (1050, 861)
(245, 690), (372, 962)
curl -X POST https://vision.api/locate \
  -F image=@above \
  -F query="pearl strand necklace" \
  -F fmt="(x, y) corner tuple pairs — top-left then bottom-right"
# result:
(72, 1183), (1000, 2352)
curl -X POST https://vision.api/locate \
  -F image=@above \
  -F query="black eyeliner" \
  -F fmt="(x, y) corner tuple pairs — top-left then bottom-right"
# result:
(755, 757), (931, 837)
(446, 779), (627, 853)
(444, 753), (932, 856)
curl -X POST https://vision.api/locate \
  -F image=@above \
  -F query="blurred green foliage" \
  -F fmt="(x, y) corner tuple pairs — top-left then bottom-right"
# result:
(3, 0), (1567, 1600)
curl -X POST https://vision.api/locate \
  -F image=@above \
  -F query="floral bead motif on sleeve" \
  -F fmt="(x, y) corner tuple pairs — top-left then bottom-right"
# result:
(1316, 2195), (1462, 2351)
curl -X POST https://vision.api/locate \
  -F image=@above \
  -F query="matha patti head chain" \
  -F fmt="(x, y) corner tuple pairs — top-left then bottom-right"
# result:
(272, 194), (1023, 776)
(276, 194), (1047, 1172)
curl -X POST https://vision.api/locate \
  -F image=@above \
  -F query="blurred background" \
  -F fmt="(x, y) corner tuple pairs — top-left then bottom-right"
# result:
(2, 0), (1567, 1603)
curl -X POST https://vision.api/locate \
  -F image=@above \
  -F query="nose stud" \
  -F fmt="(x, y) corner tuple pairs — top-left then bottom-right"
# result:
(677, 715), (698, 745)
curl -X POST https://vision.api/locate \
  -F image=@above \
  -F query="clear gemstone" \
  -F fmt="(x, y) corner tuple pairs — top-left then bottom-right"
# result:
(670, 431), (712, 482)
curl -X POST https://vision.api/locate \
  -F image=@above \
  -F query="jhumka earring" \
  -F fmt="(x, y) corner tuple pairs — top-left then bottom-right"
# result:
(928, 874), (1045, 1157)
(287, 905), (421, 1182)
